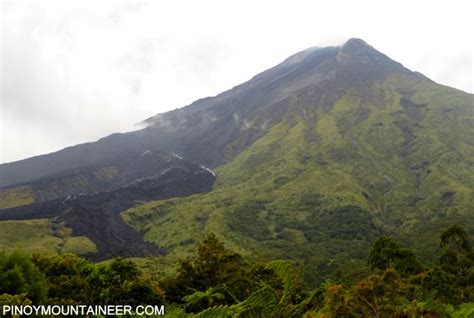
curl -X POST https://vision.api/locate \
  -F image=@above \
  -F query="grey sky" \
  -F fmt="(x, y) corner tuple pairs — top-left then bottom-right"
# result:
(1, 0), (473, 164)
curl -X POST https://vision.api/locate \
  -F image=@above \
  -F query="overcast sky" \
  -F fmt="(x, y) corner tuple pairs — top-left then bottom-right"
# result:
(1, 0), (472, 164)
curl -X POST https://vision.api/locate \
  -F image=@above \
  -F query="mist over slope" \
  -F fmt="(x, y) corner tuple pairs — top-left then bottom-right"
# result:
(0, 39), (420, 187)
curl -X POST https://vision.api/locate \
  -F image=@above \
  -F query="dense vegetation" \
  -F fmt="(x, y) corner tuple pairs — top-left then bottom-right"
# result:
(1, 225), (472, 317)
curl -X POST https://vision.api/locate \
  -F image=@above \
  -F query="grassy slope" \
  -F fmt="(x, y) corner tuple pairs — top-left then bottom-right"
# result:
(0, 219), (96, 255)
(124, 75), (473, 284)
(0, 186), (35, 209)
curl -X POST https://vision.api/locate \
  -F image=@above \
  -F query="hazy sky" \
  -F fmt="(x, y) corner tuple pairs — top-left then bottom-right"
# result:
(1, 0), (472, 164)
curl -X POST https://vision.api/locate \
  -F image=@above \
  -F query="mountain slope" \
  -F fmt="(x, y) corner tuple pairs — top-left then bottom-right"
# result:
(121, 41), (473, 283)
(0, 39), (472, 283)
(0, 39), (418, 187)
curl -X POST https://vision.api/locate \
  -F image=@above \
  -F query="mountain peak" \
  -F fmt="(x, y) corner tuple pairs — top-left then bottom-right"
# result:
(337, 38), (407, 74)
(338, 38), (386, 61)
(342, 38), (373, 50)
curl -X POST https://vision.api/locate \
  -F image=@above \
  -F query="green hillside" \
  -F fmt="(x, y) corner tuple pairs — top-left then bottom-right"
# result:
(123, 74), (474, 284)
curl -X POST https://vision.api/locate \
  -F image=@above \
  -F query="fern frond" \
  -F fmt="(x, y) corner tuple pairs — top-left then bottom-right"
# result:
(266, 260), (297, 306)
(196, 305), (236, 318)
(234, 285), (277, 314)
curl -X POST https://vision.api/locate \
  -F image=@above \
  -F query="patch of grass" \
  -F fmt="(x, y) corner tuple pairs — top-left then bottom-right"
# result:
(0, 186), (34, 209)
(62, 236), (97, 254)
(0, 219), (96, 256)
(0, 219), (62, 254)
(93, 166), (120, 180)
